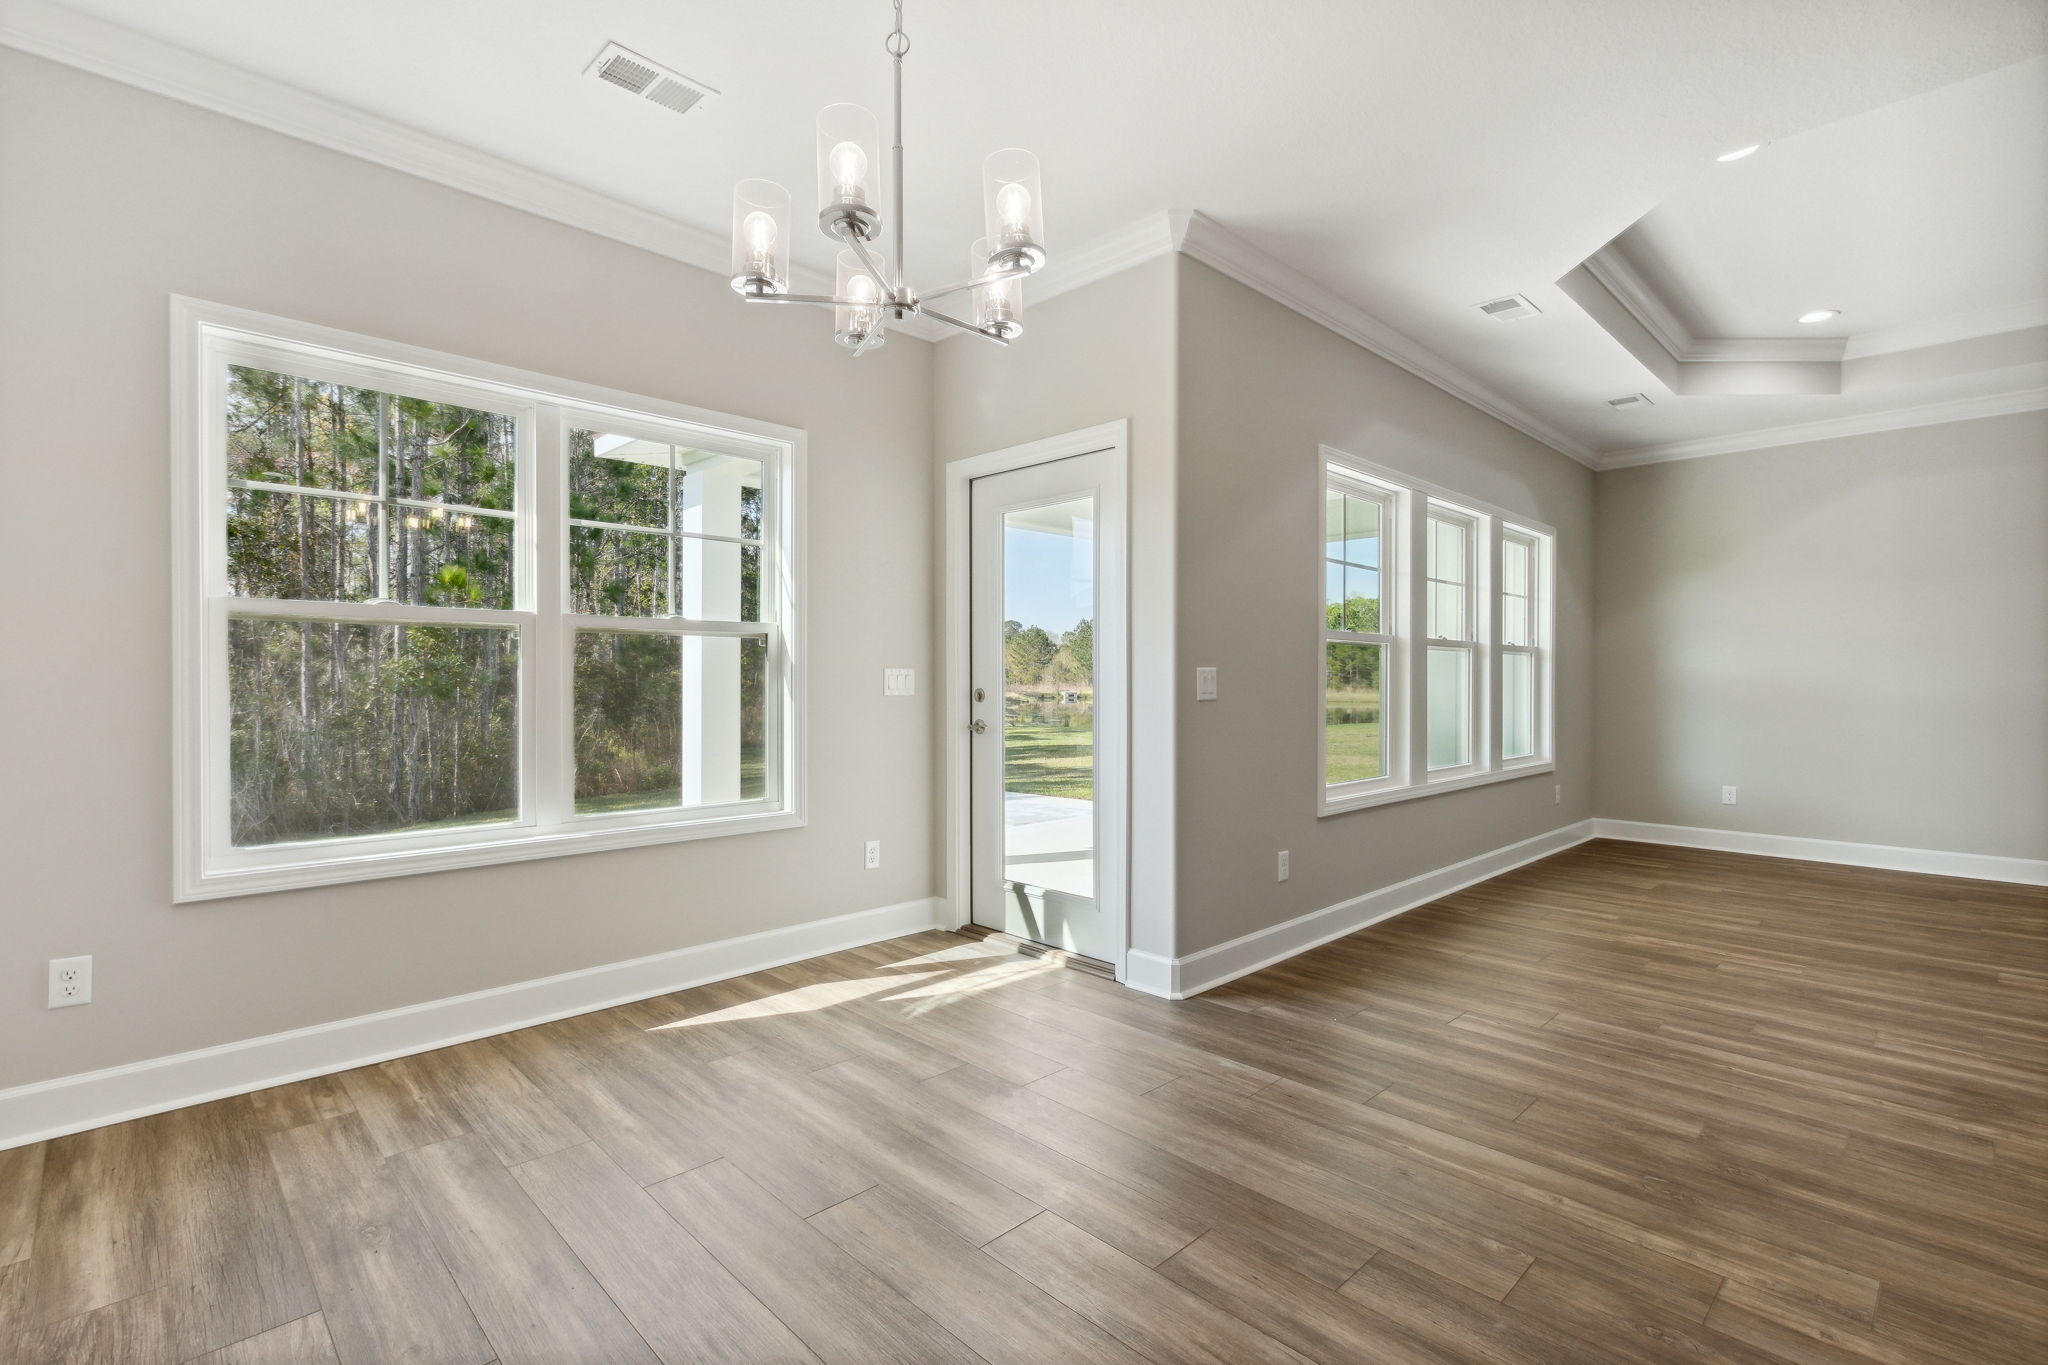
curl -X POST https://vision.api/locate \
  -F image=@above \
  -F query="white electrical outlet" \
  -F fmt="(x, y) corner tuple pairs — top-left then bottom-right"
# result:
(863, 839), (881, 870)
(1554, 784), (1562, 805)
(1721, 785), (1738, 805)
(1277, 850), (1290, 882)
(48, 956), (91, 1008)
(1194, 667), (1218, 701)
(884, 668), (915, 696)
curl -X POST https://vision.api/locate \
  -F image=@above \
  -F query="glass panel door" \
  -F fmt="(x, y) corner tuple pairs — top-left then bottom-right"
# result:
(969, 455), (1114, 961)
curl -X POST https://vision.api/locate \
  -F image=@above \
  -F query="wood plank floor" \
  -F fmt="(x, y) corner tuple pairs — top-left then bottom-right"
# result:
(4, 839), (2044, 1364)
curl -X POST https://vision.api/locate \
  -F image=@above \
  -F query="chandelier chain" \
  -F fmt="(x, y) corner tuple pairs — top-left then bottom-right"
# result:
(886, 0), (909, 58)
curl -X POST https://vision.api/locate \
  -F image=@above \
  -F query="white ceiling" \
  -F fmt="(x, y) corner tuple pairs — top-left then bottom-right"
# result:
(12, 0), (2048, 462)
(1619, 57), (2048, 345)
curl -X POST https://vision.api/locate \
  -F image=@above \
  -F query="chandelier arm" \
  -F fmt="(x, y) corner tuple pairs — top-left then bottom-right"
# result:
(918, 304), (1013, 345)
(739, 293), (856, 307)
(850, 325), (885, 358)
(915, 263), (1031, 306)
(843, 232), (895, 299)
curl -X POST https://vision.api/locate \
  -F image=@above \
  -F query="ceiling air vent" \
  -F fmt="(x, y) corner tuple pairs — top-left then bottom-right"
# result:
(1476, 293), (1541, 321)
(586, 42), (717, 117)
(1608, 393), (1654, 410)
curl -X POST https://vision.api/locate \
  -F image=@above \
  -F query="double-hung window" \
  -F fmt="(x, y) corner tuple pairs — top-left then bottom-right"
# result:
(1320, 449), (1553, 814)
(1424, 507), (1478, 775)
(1322, 476), (1396, 790)
(174, 301), (802, 899)
(1499, 529), (1542, 761)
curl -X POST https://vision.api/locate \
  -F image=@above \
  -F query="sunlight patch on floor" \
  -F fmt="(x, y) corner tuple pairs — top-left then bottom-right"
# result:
(880, 957), (1062, 1002)
(881, 941), (1024, 969)
(642, 970), (948, 1028)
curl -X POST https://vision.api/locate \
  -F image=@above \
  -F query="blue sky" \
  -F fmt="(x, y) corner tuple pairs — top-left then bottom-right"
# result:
(1004, 523), (1093, 634)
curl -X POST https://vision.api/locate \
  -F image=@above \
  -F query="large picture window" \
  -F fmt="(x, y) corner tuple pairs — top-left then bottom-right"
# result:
(174, 301), (802, 899)
(1320, 450), (1552, 814)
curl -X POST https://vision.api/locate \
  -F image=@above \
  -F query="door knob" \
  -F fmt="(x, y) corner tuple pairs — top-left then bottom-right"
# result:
(969, 719), (988, 734)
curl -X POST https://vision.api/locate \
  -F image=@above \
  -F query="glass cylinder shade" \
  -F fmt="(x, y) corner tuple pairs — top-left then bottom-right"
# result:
(834, 249), (885, 349)
(981, 148), (1046, 273)
(729, 179), (790, 295)
(969, 237), (1022, 339)
(816, 103), (882, 237)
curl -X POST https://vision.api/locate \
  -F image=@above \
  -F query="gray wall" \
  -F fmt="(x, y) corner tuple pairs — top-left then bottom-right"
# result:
(1173, 259), (1596, 957)
(0, 51), (936, 1089)
(931, 257), (1179, 960)
(1595, 411), (2048, 859)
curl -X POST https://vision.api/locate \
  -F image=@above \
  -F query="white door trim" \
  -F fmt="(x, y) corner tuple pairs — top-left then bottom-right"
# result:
(942, 422), (1131, 981)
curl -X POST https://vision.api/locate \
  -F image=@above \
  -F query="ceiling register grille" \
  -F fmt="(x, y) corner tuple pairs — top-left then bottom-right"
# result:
(587, 42), (717, 117)
(1477, 293), (1542, 321)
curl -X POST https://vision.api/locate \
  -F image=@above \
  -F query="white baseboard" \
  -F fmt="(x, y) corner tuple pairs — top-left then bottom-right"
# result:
(1121, 949), (1176, 999)
(0, 897), (946, 1151)
(1591, 820), (2048, 887)
(1128, 821), (1595, 999)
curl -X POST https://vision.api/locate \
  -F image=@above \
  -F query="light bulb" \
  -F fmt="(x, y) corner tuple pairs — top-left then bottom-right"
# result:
(829, 141), (868, 198)
(848, 275), (877, 302)
(996, 182), (1032, 233)
(742, 211), (777, 254)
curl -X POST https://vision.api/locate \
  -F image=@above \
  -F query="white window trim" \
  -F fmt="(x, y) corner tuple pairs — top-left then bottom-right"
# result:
(171, 297), (806, 901)
(1318, 447), (1553, 817)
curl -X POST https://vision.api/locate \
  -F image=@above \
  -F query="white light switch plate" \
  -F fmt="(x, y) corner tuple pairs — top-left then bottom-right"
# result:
(884, 669), (915, 696)
(1194, 667), (1218, 701)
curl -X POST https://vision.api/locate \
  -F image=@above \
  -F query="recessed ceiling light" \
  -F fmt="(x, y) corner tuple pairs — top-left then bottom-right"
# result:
(1716, 144), (1762, 162)
(1797, 309), (1840, 324)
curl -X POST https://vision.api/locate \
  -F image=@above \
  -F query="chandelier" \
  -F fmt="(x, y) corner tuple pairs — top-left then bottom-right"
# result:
(728, 0), (1046, 352)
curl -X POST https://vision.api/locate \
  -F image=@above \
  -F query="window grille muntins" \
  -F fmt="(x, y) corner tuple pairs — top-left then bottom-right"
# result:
(173, 301), (802, 899)
(1320, 449), (1553, 815)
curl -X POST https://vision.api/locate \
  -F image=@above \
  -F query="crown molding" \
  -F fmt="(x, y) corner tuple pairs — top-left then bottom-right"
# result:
(1581, 245), (1845, 365)
(1028, 211), (1182, 307)
(930, 210), (1181, 343)
(1173, 213), (1599, 466)
(2, 5), (1590, 461)
(1580, 243), (1695, 361)
(1845, 298), (2048, 360)
(0, 0), (957, 342)
(1598, 385), (2048, 468)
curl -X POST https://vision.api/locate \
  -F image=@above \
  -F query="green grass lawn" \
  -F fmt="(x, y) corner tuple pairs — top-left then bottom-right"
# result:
(1324, 723), (1384, 784)
(1004, 722), (1094, 800)
(1324, 687), (1384, 784)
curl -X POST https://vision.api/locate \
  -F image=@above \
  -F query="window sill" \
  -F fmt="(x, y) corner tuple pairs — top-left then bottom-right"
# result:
(1319, 761), (1554, 818)
(178, 807), (805, 902)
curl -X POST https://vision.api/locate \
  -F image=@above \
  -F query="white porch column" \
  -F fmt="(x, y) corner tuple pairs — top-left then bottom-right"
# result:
(680, 456), (745, 805)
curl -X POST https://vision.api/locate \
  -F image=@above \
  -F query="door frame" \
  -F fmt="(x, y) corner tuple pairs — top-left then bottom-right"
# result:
(942, 420), (1130, 982)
